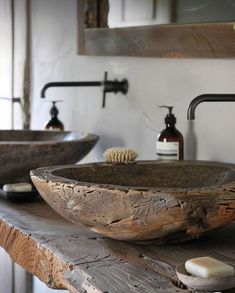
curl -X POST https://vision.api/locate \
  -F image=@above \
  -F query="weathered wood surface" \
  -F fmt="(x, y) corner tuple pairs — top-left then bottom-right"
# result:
(83, 22), (235, 58)
(31, 161), (235, 243)
(0, 197), (234, 292)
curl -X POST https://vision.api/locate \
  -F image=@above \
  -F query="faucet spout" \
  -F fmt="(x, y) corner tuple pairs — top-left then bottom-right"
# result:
(187, 94), (235, 120)
(40, 72), (128, 108)
(41, 81), (102, 99)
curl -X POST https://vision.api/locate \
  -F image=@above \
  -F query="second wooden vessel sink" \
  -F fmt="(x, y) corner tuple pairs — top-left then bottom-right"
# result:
(0, 130), (98, 184)
(31, 160), (235, 243)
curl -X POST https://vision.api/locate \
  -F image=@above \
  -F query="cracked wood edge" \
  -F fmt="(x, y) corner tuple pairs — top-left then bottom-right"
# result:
(0, 198), (234, 292)
(0, 200), (85, 292)
(0, 218), (70, 290)
(0, 199), (188, 292)
(0, 216), (183, 292)
(62, 264), (186, 293)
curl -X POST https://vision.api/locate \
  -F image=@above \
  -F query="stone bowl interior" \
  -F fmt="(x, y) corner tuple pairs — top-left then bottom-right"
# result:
(0, 130), (98, 184)
(31, 161), (235, 244)
(51, 162), (235, 189)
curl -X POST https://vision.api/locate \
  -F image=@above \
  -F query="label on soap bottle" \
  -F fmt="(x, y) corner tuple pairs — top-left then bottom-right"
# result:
(156, 141), (179, 160)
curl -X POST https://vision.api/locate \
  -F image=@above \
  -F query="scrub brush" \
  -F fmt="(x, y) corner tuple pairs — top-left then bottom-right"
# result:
(103, 147), (138, 164)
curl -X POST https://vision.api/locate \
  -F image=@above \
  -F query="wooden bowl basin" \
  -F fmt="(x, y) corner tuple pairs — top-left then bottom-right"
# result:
(30, 160), (235, 243)
(0, 130), (98, 184)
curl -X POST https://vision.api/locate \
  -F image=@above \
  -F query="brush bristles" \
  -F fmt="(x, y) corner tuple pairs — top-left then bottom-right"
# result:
(103, 147), (138, 164)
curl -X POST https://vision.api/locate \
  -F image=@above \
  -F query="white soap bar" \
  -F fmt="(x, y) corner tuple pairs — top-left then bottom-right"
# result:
(185, 257), (235, 278)
(3, 182), (33, 193)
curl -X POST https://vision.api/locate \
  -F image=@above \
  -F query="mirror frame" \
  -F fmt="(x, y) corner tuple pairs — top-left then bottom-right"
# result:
(78, 0), (235, 58)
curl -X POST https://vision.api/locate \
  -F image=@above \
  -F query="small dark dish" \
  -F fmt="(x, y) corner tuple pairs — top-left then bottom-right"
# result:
(0, 185), (38, 202)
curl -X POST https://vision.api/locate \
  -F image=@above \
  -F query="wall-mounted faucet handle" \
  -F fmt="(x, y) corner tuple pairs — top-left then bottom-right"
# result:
(40, 72), (129, 108)
(0, 97), (21, 103)
(102, 72), (128, 107)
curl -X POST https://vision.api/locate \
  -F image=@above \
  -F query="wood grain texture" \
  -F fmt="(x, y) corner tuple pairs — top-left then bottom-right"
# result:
(0, 196), (235, 293)
(83, 22), (235, 58)
(0, 197), (234, 292)
(78, 0), (85, 54)
(31, 161), (235, 243)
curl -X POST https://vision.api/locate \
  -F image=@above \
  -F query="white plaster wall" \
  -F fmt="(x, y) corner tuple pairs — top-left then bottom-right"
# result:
(31, 0), (235, 165)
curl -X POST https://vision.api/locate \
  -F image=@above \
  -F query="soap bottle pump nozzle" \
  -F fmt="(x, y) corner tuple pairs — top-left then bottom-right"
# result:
(159, 105), (176, 126)
(50, 100), (62, 116)
(45, 100), (64, 131)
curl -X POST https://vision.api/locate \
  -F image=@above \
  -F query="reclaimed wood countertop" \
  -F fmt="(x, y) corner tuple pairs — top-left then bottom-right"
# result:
(0, 196), (234, 293)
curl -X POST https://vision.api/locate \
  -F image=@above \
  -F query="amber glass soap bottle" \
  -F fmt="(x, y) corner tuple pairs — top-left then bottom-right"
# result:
(156, 106), (184, 160)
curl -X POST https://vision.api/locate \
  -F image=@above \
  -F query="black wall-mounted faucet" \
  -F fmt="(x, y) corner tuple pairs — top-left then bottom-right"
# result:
(187, 94), (235, 120)
(40, 72), (128, 108)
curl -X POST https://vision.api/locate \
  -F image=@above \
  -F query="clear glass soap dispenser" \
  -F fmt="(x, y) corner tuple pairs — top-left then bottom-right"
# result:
(156, 106), (184, 160)
(45, 101), (64, 131)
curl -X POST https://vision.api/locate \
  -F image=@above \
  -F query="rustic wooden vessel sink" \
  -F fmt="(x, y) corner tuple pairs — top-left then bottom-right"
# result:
(31, 160), (235, 243)
(0, 130), (98, 184)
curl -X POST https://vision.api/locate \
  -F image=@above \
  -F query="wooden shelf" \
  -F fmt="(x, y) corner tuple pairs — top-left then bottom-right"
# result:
(83, 22), (235, 58)
(0, 196), (234, 292)
(78, 0), (235, 58)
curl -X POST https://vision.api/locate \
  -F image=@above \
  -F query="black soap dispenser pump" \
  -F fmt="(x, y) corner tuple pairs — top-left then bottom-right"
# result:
(156, 106), (184, 160)
(45, 101), (64, 131)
